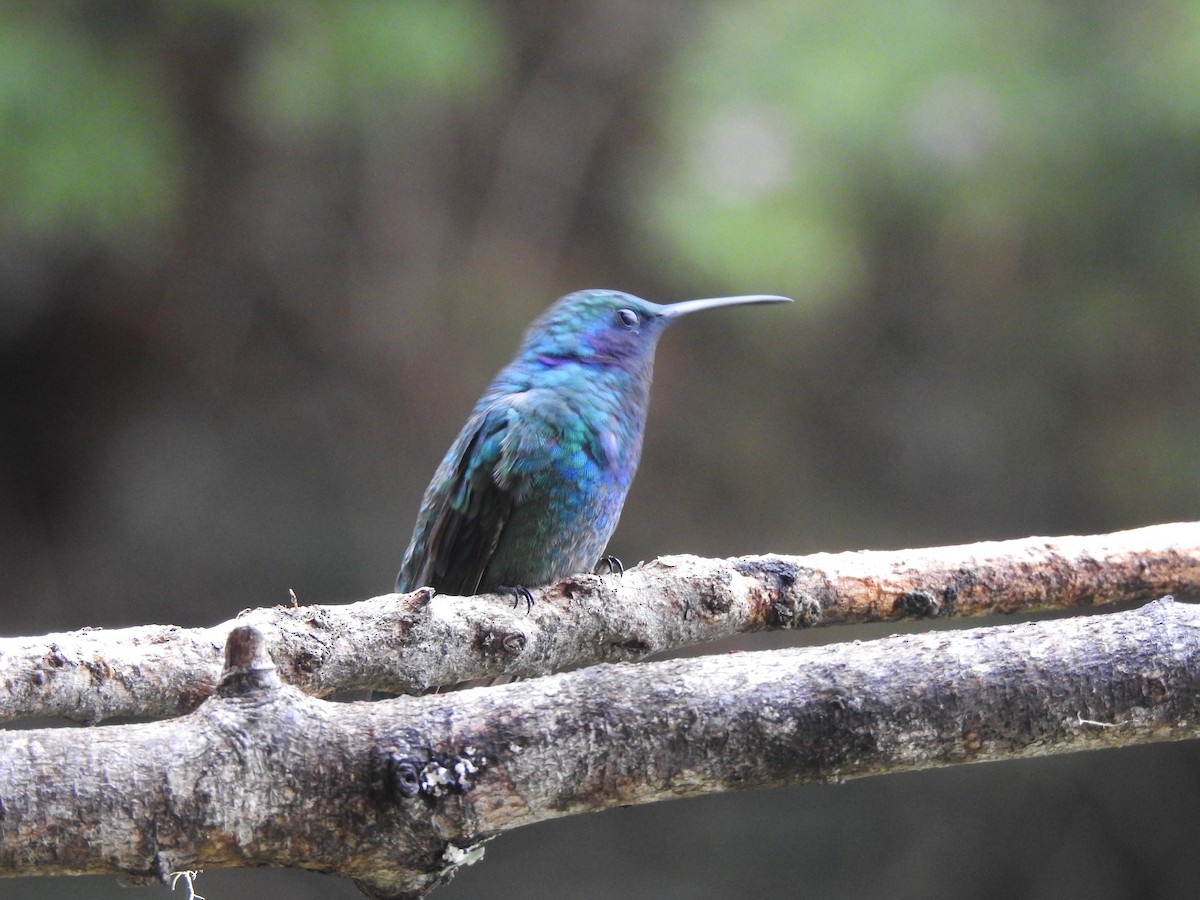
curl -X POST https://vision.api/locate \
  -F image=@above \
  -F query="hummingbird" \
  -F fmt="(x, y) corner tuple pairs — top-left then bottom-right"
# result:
(395, 289), (791, 601)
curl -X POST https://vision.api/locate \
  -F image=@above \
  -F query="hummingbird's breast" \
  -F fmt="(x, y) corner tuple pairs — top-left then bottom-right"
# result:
(478, 368), (647, 590)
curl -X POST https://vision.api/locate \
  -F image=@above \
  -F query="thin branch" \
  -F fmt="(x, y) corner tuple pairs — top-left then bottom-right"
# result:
(1, 522), (1197, 722)
(2, 599), (1197, 897)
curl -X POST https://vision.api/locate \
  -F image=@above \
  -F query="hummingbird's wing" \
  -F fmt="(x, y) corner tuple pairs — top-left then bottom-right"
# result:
(396, 404), (513, 595)
(397, 396), (560, 596)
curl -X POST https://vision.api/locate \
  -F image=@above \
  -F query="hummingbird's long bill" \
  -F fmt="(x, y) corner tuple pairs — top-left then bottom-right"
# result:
(660, 295), (793, 318)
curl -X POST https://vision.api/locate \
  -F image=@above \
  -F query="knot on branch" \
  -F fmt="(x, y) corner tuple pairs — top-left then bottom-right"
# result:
(378, 746), (489, 803)
(476, 627), (527, 658)
(217, 626), (280, 697)
(383, 753), (423, 799)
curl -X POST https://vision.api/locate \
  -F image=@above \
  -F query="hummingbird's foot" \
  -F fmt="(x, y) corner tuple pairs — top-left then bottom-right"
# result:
(503, 585), (535, 611)
(594, 555), (624, 577)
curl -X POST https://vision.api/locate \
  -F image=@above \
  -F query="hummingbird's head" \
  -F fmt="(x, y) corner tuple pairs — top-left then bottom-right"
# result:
(520, 289), (791, 371)
(523, 290), (670, 369)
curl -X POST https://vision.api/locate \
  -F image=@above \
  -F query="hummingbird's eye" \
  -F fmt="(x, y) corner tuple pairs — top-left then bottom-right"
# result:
(615, 308), (640, 330)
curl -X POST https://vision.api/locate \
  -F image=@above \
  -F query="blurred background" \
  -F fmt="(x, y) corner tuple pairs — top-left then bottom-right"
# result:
(4, 1), (1200, 898)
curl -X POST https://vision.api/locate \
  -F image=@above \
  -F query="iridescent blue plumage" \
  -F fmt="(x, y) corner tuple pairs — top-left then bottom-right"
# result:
(395, 289), (790, 597)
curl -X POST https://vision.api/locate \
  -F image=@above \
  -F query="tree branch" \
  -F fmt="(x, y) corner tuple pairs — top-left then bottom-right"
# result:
(2, 598), (1197, 897)
(2, 522), (1197, 723)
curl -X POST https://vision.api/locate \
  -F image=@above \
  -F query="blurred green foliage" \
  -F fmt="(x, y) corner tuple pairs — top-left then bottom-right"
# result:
(0, 1), (503, 249)
(644, 0), (1200, 304)
(0, 14), (182, 246)
(241, 1), (504, 133)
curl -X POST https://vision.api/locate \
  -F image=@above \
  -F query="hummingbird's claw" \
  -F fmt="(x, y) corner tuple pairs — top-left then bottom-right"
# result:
(503, 585), (535, 612)
(594, 555), (624, 577)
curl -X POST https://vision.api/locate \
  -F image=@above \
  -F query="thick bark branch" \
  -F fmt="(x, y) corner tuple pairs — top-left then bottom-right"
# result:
(2, 522), (1197, 722)
(2, 599), (1197, 897)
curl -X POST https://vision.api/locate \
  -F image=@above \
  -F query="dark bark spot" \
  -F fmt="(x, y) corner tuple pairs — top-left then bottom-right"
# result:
(942, 584), (958, 614)
(610, 638), (652, 659)
(766, 593), (822, 628)
(44, 644), (67, 667)
(293, 648), (324, 676)
(384, 752), (423, 799)
(735, 557), (800, 588)
(895, 589), (942, 618)
(476, 628), (526, 657)
(737, 558), (824, 628)
(702, 591), (732, 615)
